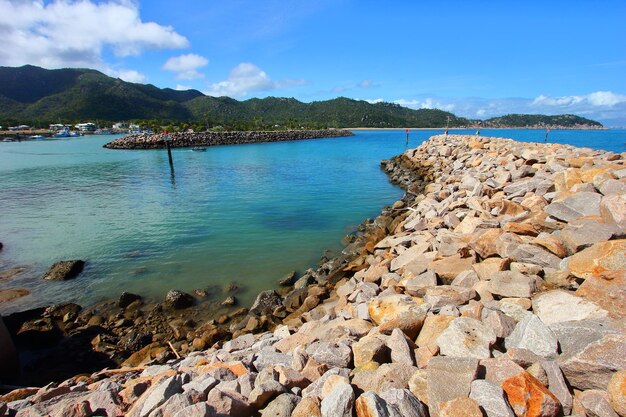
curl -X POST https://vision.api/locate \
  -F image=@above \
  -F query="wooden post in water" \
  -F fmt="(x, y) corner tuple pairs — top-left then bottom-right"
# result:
(164, 130), (174, 171)
(405, 128), (410, 145)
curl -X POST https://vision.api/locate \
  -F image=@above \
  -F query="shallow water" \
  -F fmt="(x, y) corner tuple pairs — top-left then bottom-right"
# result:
(0, 128), (624, 314)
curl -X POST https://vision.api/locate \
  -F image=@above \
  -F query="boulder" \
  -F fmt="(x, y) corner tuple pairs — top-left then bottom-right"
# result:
(549, 320), (620, 359)
(352, 363), (418, 394)
(388, 328), (416, 365)
(429, 254), (474, 284)
(559, 333), (626, 391)
(261, 393), (300, 417)
(42, 260), (85, 281)
(608, 370), (626, 417)
(469, 380), (515, 417)
(292, 397), (322, 417)
(320, 383), (354, 417)
(501, 371), (560, 417)
(379, 389), (428, 417)
(544, 191), (602, 221)
(600, 193), (626, 232)
(575, 390), (619, 417)
(576, 273), (626, 318)
(541, 361), (572, 415)
(559, 218), (619, 254)
(531, 290), (609, 325)
(118, 292), (142, 308)
(424, 285), (476, 310)
(487, 271), (538, 298)
(205, 389), (252, 417)
(356, 391), (397, 417)
(505, 315), (558, 358)
(567, 239), (626, 279)
(139, 374), (183, 417)
(164, 290), (194, 309)
(250, 290), (282, 316)
(305, 341), (352, 369)
(368, 294), (426, 339)
(436, 317), (496, 359)
(426, 356), (479, 417)
(248, 380), (287, 408)
(469, 229), (504, 259)
(439, 397), (483, 417)
(352, 335), (389, 368)
(415, 315), (455, 347)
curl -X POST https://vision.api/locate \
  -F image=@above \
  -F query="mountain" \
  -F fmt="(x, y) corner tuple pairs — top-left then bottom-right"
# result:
(0, 65), (603, 129)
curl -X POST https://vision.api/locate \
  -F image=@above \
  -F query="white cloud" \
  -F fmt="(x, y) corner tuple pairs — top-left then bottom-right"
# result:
(175, 84), (193, 91)
(365, 98), (383, 104)
(109, 69), (146, 83)
(0, 0), (188, 70)
(532, 91), (626, 108)
(163, 53), (208, 80)
(358, 79), (377, 89)
(587, 91), (626, 106)
(394, 98), (455, 112)
(205, 63), (305, 97)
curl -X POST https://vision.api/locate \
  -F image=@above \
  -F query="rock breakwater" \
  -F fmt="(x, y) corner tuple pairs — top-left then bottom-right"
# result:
(1, 134), (624, 417)
(103, 129), (354, 150)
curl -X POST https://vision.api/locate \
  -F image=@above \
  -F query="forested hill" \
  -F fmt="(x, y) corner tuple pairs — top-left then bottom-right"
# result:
(0, 65), (603, 129)
(482, 114), (603, 128)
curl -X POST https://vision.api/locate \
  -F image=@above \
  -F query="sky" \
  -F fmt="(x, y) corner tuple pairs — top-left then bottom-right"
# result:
(1, 0), (625, 126)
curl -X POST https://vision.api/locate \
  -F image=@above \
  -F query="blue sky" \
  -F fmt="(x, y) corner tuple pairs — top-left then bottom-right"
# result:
(1, 0), (625, 125)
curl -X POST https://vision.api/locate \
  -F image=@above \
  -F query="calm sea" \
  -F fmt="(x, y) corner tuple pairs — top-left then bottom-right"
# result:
(0, 129), (624, 313)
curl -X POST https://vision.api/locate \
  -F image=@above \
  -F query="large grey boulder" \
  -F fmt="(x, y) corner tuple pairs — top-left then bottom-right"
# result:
(261, 393), (301, 417)
(305, 341), (352, 368)
(505, 315), (558, 358)
(320, 383), (354, 417)
(469, 380), (515, 417)
(531, 290), (608, 325)
(487, 271), (538, 298)
(544, 191), (602, 221)
(559, 333), (626, 391)
(436, 317), (496, 359)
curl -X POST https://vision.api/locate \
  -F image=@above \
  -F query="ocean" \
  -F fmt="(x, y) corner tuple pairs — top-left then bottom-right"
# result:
(0, 128), (624, 313)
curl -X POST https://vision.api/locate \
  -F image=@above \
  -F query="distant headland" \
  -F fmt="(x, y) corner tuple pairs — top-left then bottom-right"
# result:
(0, 65), (604, 131)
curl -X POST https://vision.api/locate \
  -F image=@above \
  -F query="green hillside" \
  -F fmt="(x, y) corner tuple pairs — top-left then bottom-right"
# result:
(0, 65), (603, 130)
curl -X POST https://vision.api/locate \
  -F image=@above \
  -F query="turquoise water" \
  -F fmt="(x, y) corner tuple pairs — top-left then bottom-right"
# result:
(0, 129), (624, 314)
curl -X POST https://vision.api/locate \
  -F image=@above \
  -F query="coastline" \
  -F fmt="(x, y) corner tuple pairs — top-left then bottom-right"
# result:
(1, 134), (625, 416)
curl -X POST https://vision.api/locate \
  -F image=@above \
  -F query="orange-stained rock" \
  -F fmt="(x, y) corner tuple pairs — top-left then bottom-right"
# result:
(579, 166), (617, 183)
(196, 360), (249, 377)
(576, 271), (626, 319)
(502, 371), (560, 417)
(469, 228), (504, 259)
(429, 253), (474, 284)
(369, 294), (426, 339)
(439, 397), (483, 417)
(292, 396), (322, 417)
(565, 156), (594, 168)
(554, 168), (582, 192)
(532, 235), (568, 258)
(503, 222), (539, 236)
(568, 239), (626, 279)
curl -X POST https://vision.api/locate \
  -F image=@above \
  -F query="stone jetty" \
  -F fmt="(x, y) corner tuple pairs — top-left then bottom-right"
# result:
(103, 129), (353, 150)
(1, 134), (625, 417)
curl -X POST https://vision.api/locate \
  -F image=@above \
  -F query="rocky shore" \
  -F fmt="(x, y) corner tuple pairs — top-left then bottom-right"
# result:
(1, 134), (625, 417)
(103, 129), (354, 150)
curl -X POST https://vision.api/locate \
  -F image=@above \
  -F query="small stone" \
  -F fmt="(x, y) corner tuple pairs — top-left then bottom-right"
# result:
(221, 296), (236, 306)
(436, 317), (496, 359)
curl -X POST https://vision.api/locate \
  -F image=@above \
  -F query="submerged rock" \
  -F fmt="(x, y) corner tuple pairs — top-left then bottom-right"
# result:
(42, 260), (85, 281)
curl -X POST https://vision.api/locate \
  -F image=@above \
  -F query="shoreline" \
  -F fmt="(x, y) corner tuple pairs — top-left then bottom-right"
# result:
(1, 133), (625, 416)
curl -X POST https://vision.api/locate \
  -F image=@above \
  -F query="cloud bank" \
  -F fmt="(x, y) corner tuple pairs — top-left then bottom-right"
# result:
(163, 53), (208, 80)
(0, 0), (188, 81)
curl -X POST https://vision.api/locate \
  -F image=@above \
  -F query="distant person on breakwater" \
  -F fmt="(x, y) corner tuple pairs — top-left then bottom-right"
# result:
(476, 129), (480, 135)
(545, 127), (550, 142)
